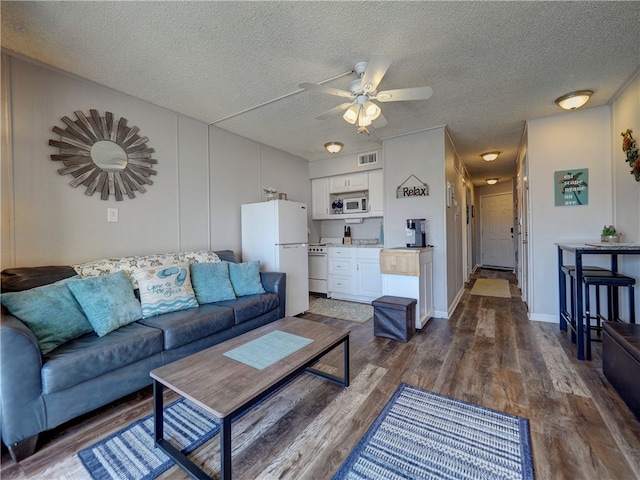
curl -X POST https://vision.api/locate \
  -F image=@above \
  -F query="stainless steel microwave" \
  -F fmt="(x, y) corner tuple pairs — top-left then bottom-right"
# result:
(343, 196), (368, 213)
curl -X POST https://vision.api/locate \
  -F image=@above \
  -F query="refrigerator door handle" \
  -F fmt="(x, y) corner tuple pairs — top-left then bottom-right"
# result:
(280, 243), (307, 248)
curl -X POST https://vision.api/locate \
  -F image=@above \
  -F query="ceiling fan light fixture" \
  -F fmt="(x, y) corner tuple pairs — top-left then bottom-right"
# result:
(343, 105), (359, 124)
(324, 142), (343, 154)
(481, 151), (500, 161)
(364, 101), (381, 120)
(357, 111), (372, 127)
(555, 90), (593, 110)
(486, 178), (499, 185)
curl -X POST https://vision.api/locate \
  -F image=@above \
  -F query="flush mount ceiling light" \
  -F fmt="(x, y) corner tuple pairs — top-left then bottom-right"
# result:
(554, 90), (593, 110)
(324, 142), (343, 154)
(481, 151), (500, 162)
(486, 178), (499, 185)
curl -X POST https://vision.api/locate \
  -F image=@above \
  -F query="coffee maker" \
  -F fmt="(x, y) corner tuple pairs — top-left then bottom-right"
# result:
(406, 219), (426, 248)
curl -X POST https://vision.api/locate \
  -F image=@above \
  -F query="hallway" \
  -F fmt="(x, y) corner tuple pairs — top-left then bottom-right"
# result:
(455, 268), (640, 479)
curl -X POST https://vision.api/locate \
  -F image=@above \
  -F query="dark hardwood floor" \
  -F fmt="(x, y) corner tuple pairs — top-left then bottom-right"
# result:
(2, 268), (640, 479)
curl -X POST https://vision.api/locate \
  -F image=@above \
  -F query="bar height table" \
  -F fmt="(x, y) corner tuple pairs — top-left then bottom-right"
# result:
(556, 243), (640, 360)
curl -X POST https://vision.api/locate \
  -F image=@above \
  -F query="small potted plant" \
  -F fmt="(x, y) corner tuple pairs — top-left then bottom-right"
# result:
(263, 187), (278, 201)
(601, 225), (622, 243)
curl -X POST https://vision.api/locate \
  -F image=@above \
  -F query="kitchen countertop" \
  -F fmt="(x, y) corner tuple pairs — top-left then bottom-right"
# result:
(327, 243), (383, 248)
(382, 246), (434, 251)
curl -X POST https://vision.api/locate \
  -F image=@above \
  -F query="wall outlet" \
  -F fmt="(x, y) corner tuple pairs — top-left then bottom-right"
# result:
(107, 208), (118, 223)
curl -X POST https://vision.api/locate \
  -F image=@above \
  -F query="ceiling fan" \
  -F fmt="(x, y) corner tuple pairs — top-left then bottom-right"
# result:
(299, 54), (433, 135)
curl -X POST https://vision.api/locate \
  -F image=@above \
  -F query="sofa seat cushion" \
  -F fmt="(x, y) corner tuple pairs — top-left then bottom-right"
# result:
(42, 322), (163, 394)
(137, 303), (235, 350)
(215, 292), (280, 325)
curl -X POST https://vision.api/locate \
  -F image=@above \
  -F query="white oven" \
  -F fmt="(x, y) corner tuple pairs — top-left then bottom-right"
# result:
(308, 243), (328, 294)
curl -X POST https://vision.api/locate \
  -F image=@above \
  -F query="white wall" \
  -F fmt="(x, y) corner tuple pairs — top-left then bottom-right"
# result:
(308, 148), (382, 179)
(383, 128), (448, 317)
(527, 106), (613, 321)
(318, 218), (382, 242)
(612, 72), (640, 242)
(1, 54), (310, 267)
(611, 71), (640, 321)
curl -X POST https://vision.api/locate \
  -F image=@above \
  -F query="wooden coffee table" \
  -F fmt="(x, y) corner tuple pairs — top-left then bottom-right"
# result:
(150, 316), (350, 480)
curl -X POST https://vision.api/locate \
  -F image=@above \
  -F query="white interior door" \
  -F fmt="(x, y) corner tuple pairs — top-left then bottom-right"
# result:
(481, 193), (515, 269)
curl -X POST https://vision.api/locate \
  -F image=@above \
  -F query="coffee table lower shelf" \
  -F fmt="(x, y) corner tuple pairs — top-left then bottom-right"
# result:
(151, 321), (349, 480)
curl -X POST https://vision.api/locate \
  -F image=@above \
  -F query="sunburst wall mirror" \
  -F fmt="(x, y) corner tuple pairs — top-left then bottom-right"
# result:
(49, 109), (157, 200)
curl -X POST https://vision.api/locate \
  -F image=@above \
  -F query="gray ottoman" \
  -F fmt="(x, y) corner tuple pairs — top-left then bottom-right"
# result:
(372, 296), (417, 342)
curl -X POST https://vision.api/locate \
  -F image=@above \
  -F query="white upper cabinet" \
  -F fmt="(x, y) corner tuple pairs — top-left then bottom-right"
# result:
(311, 178), (331, 219)
(368, 169), (384, 217)
(312, 169), (384, 219)
(329, 172), (369, 193)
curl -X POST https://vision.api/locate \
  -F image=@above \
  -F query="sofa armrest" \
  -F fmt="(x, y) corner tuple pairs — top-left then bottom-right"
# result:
(0, 312), (47, 446)
(260, 272), (286, 319)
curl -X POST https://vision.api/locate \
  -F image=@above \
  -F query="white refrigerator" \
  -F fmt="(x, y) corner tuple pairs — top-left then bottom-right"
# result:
(241, 200), (309, 317)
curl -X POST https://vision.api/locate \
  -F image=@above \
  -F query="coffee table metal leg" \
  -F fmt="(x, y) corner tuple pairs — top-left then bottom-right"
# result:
(343, 336), (350, 387)
(153, 380), (212, 480)
(153, 380), (164, 442)
(220, 416), (232, 480)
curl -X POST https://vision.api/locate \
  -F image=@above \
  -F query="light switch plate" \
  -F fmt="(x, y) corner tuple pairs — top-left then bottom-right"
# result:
(107, 208), (118, 223)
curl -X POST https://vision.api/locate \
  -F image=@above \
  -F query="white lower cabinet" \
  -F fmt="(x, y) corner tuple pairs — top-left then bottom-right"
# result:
(328, 247), (382, 303)
(380, 247), (434, 329)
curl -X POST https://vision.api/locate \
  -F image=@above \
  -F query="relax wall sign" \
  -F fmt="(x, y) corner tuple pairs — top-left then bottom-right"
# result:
(554, 168), (588, 206)
(396, 174), (429, 199)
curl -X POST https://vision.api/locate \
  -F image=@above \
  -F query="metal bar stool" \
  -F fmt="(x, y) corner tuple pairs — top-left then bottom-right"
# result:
(582, 271), (636, 361)
(561, 265), (610, 344)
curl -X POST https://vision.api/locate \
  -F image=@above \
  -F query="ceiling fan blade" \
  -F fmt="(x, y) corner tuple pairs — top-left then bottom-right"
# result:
(376, 86), (433, 102)
(299, 82), (354, 99)
(360, 54), (392, 93)
(316, 103), (352, 120)
(373, 113), (388, 128)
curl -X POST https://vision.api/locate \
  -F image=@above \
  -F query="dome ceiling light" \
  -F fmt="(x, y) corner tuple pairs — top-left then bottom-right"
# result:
(480, 151), (500, 162)
(486, 178), (499, 185)
(324, 142), (343, 154)
(554, 90), (593, 110)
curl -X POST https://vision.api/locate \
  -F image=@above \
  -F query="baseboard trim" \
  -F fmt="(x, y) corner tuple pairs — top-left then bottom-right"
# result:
(529, 312), (558, 323)
(447, 285), (465, 319)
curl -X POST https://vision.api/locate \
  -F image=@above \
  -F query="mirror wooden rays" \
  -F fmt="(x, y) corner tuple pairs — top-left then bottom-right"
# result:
(49, 109), (157, 200)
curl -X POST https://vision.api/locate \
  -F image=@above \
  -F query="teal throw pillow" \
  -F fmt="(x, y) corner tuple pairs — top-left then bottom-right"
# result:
(67, 271), (142, 337)
(133, 263), (199, 318)
(190, 261), (236, 304)
(229, 261), (265, 296)
(1, 276), (93, 355)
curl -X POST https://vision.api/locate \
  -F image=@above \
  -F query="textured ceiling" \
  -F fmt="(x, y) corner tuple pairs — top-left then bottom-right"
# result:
(2, 1), (639, 186)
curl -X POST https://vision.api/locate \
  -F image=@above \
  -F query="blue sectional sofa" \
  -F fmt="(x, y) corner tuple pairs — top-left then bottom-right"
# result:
(0, 250), (286, 461)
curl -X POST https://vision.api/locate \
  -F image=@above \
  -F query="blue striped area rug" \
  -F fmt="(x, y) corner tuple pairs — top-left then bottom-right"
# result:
(78, 399), (218, 480)
(333, 383), (535, 480)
